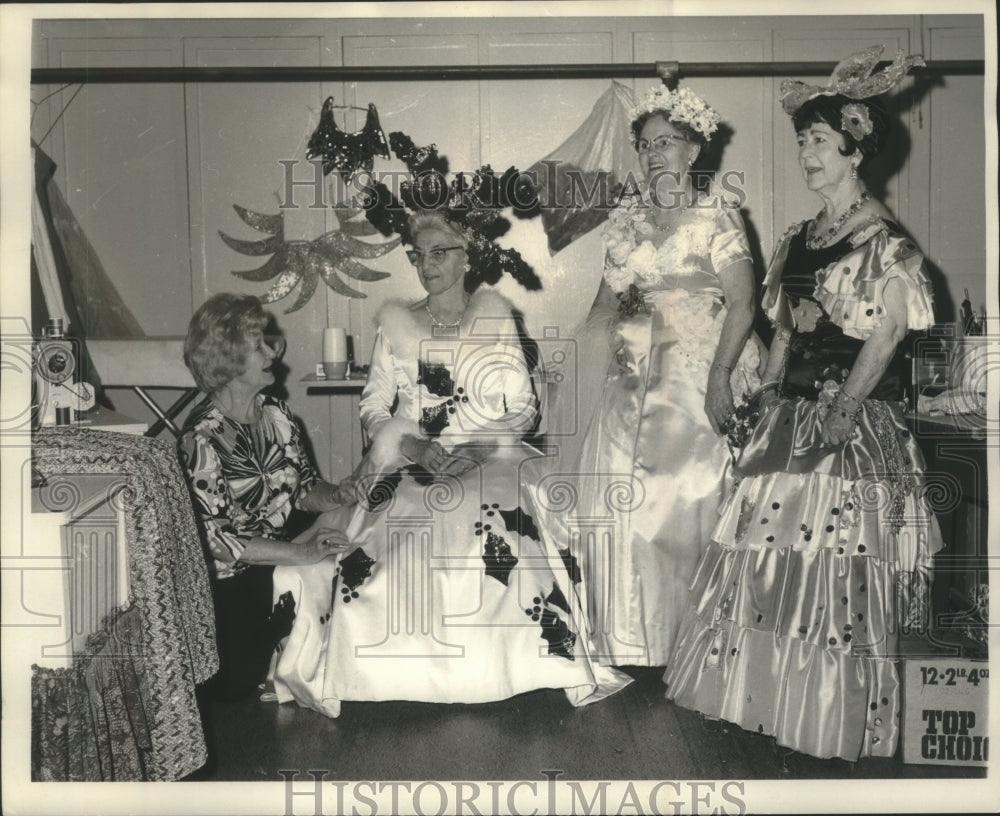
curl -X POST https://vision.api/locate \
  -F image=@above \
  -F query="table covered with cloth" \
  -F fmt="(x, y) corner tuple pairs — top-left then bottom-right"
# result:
(30, 427), (218, 781)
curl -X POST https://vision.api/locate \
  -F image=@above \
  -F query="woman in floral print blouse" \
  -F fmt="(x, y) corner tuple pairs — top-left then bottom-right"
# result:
(179, 293), (349, 701)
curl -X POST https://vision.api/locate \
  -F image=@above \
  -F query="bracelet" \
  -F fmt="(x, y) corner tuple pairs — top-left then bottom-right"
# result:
(749, 381), (779, 402)
(711, 363), (732, 373)
(831, 389), (862, 423)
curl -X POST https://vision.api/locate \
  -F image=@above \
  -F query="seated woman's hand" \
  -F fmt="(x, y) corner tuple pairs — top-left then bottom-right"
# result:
(400, 434), (449, 473)
(439, 440), (498, 477)
(301, 478), (359, 512)
(331, 476), (360, 507)
(704, 368), (735, 436)
(297, 527), (350, 565)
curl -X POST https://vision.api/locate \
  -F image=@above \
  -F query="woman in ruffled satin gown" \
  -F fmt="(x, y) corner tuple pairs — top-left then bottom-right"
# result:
(270, 211), (630, 717)
(534, 86), (761, 668)
(665, 49), (941, 761)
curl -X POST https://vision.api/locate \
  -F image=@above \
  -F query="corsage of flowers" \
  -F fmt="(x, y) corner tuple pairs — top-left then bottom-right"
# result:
(615, 283), (650, 319)
(721, 396), (759, 465)
(602, 196), (658, 317)
(603, 195), (646, 265)
(629, 85), (721, 140)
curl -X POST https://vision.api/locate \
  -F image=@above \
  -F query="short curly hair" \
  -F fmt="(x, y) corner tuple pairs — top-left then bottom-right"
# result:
(183, 293), (269, 394)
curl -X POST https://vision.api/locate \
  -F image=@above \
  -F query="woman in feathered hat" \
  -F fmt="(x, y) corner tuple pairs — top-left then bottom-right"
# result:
(665, 47), (942, 761)
(268, 207), (631, 716)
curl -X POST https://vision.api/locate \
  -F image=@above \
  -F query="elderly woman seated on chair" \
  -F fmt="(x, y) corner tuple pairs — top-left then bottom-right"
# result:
(177, 292), (350, 702)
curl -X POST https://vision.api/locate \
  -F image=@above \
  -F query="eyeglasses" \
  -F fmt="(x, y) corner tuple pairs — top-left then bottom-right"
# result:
(405, 246), (465, 266)
(634, 134), (690, 154)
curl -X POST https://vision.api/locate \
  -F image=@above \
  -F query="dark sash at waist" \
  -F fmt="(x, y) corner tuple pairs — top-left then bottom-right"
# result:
(781, 321), (908, 402)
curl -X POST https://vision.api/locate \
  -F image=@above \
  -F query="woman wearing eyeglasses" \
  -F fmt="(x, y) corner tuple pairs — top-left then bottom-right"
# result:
(178, 293), (350, 701)
(361, 210), (513, 476)
(550, 85), (762, 669)
(269, 210), (631, 717)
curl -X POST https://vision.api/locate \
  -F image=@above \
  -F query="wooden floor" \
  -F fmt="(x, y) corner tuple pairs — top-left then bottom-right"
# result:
(193, 667), (985, 782)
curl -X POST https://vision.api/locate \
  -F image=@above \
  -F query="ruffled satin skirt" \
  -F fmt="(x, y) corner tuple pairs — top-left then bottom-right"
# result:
(664, 396), (942, 760)
(270, 443), (631, 717)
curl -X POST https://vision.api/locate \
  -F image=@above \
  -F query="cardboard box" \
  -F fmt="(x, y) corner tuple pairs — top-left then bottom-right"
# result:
(902, 658), (989, 766)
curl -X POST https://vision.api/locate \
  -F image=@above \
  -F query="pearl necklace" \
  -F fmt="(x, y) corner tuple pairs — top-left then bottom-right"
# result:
(806, 190), (871, 249)
(425, 302), (464, 328)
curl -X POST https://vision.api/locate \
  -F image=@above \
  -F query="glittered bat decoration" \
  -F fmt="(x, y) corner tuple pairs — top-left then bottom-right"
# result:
(220, 204), (400, 311)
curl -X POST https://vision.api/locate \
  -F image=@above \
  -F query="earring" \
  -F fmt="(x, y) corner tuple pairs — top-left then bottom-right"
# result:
(462, 262), (471, 273)
(850, 164), (858, 180)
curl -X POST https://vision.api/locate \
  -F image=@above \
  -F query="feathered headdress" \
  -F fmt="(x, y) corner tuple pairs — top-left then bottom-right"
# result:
(362, 132), (543, 291)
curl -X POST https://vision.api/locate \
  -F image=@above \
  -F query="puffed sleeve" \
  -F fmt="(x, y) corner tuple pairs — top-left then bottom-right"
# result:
(710, 203), (752, 272)
(876, 243), (935, 333)
(178, 429), (251, 565)
(814, 223), (935, 340)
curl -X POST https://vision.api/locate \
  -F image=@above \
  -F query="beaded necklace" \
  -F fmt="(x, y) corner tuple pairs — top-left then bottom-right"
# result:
(806, 190), (871, 249)
(648, 187), (692, 235)
(425, 302), (464, 328)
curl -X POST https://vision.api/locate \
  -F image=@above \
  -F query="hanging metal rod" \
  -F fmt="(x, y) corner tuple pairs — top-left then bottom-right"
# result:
(31, 59), (984, 84)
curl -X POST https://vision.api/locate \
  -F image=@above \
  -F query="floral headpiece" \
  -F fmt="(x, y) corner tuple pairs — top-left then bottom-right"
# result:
(628, 85), (721, 141)
(363, 132), (542, 291)
(780, 45), (925, 135)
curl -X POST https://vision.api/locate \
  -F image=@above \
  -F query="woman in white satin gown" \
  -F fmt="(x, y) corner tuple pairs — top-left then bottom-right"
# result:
(270, 210), (631, 717)
(535, 85), (762, 668)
